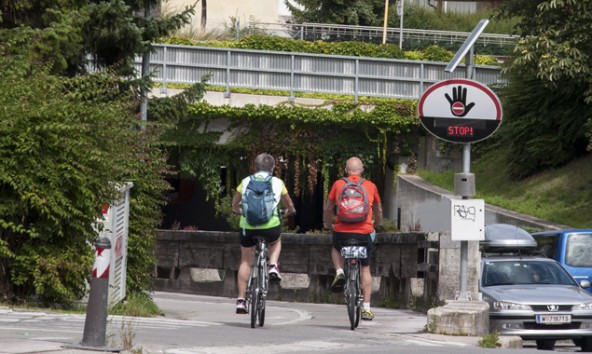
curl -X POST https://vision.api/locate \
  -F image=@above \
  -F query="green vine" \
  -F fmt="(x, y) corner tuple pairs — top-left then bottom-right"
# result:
(171, 98), (419, 206)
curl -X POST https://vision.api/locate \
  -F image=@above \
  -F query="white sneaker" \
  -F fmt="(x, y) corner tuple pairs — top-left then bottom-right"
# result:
(236, 299), (247, 314)
(269, 264), (282, 282)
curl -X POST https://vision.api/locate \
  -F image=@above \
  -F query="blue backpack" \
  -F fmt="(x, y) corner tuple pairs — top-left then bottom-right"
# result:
(242, 174), (277, 225)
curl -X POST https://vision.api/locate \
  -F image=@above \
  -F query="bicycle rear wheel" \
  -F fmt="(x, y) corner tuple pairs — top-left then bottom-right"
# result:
(354, 266), (362, 328)
(249, 269), (259, 328)
(258, 264), (266, 327)
(345, 262), (359, 330)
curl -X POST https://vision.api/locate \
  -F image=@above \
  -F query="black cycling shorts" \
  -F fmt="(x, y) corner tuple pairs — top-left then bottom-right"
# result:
(239, 225), (282, 248)
(332, 232), (372, 267)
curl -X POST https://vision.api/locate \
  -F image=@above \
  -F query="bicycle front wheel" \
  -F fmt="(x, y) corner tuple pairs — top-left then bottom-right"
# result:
(345, 262), (359, 330)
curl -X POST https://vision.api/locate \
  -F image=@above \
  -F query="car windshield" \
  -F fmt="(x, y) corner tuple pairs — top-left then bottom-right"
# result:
(566, 233), (592, 267)
(483, 260), (577, 287)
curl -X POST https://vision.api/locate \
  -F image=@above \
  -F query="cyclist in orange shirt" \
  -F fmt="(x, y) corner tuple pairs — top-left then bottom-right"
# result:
(323, 156), (383, 321)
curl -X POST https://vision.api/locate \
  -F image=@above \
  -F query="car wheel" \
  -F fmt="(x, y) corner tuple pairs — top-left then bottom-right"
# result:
(535, 339), (555, 350)
(581, 337), (592, 352)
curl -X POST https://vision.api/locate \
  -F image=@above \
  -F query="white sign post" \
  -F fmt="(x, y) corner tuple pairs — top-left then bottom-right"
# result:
(450, 199), (485, 241)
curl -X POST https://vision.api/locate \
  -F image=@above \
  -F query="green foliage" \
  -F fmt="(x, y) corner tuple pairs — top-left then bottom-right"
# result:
(490, 69), (592, 179)
(175, 99), (418, 209)
(479, 331), (501, 348)
(497, 0), (592, 100)
(1, 1), (196, 77)
(0, 1), (203, 304)
(403, 4), (516, 34)
(109, 291), (162, 317)
(421, 45), (453, 62)
(495, 0), (592, 151)
(418, 151), (592, 229)
(0, 27), (178, 305)
(381, 218), (399, 232)
(159, 34), (500, 63)
(0, 33), (126, 305)
(286, 0), (386, 26)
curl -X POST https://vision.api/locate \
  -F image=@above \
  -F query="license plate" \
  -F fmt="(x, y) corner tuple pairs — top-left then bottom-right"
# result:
(341, 246), (367, 259)
(536, 314), (571, 324)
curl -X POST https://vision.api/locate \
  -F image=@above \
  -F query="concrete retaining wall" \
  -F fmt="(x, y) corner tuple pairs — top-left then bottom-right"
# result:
(395, 174), (571, 232)
(154, 231), (440, 311)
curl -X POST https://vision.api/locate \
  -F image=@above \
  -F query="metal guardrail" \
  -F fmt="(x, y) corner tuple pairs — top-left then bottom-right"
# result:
(249, 22), (519, 47)
(144, 43), (502, 101)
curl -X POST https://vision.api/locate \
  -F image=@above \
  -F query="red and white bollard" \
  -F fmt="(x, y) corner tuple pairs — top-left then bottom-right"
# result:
(80, 237), (112, 349)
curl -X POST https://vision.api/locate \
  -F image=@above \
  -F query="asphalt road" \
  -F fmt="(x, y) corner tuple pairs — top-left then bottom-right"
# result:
(0, 292), (580, 353)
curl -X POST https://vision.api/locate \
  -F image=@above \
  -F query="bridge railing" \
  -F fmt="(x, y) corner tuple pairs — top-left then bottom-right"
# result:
(249, 21), (519, 47)
(140, 44), (502, 101)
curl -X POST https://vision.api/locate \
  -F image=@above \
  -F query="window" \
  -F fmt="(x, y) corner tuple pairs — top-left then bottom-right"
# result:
(566, 233), (592, 267)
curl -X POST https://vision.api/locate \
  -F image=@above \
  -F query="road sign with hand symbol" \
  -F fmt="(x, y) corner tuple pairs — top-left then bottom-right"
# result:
(419, 79), (502, 143)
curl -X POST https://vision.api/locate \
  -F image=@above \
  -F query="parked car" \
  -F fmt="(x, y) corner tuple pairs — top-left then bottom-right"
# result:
(531, 229), (592, 293)
(480, 224), (592, 351)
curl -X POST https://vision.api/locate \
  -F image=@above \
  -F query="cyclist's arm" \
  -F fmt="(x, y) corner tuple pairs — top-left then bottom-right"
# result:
(280, 192), (296, 215)
(231, 190), (242, 215)
(323, 199), (336, 230)
(373, 201), (383, 231)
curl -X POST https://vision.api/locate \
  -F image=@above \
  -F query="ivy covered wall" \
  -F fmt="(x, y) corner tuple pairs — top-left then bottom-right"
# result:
(161, 98), (420, 232)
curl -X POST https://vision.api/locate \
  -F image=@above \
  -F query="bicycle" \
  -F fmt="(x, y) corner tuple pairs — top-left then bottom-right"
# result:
(245, 235), (269, 328)
(340, 239), (368, 330)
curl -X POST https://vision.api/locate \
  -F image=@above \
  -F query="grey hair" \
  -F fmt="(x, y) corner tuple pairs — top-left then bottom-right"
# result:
(255, 153), (275, 172)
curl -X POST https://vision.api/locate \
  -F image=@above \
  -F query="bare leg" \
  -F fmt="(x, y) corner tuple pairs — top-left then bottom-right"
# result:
(331, 246), (344, 270)
(360, 265), (372, 303)
(268, 238), (281, 265)
(237, 246), (254, 299)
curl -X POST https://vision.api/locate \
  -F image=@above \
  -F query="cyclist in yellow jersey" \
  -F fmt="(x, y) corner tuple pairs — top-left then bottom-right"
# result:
(231, 153), (296, 314)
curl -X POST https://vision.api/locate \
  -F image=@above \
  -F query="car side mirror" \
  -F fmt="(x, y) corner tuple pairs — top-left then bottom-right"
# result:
(580, 280), (591, 288)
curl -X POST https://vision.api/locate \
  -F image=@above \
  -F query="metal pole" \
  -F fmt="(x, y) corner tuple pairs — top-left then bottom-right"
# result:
(397, 0), (404, 49)
(81, 238), (112, 348)
(458, 46), (475, 301)
(139, 5), (151, 130)
(382, 0), (389, 44)
(458, 143), (471, 300)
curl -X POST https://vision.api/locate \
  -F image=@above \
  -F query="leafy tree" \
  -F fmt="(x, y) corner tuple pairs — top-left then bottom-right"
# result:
(0, 28), (139, 304)
(497, 0), (592, 102)
(0, 1), (204, 304)
(285, 0), (386, 26)
(0, 0), (196, 76)
(491, 0), (592, 177)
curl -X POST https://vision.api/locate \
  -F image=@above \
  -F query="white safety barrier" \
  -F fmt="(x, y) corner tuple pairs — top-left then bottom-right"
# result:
(96, 182), (133, 305)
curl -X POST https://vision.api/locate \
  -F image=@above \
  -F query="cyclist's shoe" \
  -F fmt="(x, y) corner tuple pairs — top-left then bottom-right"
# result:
(236, 299), (248, 314)
(330, 273), (346, 293)
(269, 264), (282, 283)
(361, 309), (374, 321)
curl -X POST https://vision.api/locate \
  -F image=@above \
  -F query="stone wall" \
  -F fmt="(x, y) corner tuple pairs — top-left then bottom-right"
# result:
(154, 231), (440, 311)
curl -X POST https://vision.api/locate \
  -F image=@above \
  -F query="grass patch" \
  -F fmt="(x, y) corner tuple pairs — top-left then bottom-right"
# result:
(0, 301), (87, 314)
(109, 292), (163, 317)
(1, 291), (162, 319)
(417, 149), (592, 229)
(479, 331), (501, 348)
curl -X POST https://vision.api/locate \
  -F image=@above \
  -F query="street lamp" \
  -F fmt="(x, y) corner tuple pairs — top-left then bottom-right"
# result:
(397, 0), (404, 49)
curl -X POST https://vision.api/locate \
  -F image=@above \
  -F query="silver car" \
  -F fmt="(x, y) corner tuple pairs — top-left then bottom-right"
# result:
(481, 224), (592, 351)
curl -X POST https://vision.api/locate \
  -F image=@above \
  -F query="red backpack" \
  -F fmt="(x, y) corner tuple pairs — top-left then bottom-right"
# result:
(336, 177), (370, 223)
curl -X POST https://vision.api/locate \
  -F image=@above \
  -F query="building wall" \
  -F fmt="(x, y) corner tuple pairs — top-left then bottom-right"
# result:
(165, 0), (284, 33)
